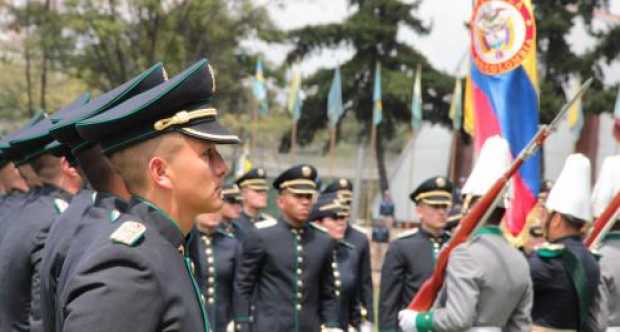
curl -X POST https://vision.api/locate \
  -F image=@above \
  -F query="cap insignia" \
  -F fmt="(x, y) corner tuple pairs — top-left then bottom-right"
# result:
(302, 166), (312, 177)
(257, 168), (264, 177)
(339, 178), (348, 188)
(436, 177), (446, 187)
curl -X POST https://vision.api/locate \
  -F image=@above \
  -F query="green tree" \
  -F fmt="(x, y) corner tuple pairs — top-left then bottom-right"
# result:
(0, 0), (281, 122)
(283, 0), (454, 191)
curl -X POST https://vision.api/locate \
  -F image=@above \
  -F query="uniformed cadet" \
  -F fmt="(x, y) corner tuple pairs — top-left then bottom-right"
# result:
(219, 183), (243, 233)
(0, 114), (83, 332)
(591, 155), (620, 330)
(0, 113), (47, 227)
(529, 154), (607, 331)
(311, 192), (372, 331)
(194, 211), (241, 331)
(0, 143), (29, 225)
(399, 135), (533, 332)
(57, 58), (240, 331)
(323, 178), (374, 327)
(40, 63), (166, 332)
(379, 176), (453, 332)
(232, 167), (274, 240)
(234, 164), (341, 332)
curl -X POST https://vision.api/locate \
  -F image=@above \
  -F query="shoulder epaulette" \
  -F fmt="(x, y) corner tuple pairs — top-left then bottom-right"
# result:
(54, 198), (69, 214)
(396, 228), (419, 239)
(110, 221), (146, 246)
(351, 224), (368, 235)
(536, 243), (565, 258)
(309, 222), (328, 233)
(255, 219), (277, 229)
(260, 213), (277, 222)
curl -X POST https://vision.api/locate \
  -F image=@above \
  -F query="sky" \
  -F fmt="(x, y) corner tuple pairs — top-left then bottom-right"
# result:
(246, 0), (620, 85)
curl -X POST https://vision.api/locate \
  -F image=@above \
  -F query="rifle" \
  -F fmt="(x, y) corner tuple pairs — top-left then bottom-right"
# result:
(585, 190), (620, 249)
(408, 77), (594, 311)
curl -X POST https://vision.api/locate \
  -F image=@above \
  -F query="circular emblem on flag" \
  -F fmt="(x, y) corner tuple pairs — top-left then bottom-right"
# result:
(471, 0), (535, 75)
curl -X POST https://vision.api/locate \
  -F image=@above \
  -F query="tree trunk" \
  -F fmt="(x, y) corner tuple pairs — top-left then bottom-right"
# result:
(374, 125), (389, 192)
(574, 113), (600, 182)
(39, 0), (52, 110)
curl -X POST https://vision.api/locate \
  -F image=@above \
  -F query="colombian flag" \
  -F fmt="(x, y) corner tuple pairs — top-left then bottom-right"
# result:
(468, 0), (540, 236)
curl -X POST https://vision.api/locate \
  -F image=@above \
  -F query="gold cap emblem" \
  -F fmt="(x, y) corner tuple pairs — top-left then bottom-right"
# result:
(302, 166), (312, 177)
(339, 178), (348, 188)
(436, 177), (446, 188)
(257, 168), (264, 177)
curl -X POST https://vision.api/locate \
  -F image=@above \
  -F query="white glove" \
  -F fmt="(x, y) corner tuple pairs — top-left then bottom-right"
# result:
(398, 309), (419, 332)
(359, 321), (373, 332)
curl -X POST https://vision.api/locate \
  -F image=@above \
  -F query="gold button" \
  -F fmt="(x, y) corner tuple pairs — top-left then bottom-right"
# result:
(331, 263), (337, 269)
(207, 257), (214, 264)
(206, 248), (213, 255)
(296, 268), (302, 275)
(208, 287), (215, 295)
(335, 280), (341, 287)
(297, 256), (303, 263)
(296, 245), (303, 252)
(334, 271), (340, 278)
(297, 280), (303, 288)
(296, 304), (302, 311)
(208, 267), (215, 274)
(208, 277), (215, 284)
(208, 298), (215, 304)
(335, 290), (341, 297)
(297, 292), (303, 299)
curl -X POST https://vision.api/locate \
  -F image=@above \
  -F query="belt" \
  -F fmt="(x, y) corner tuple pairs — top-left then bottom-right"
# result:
(532, 325), (576, 332)
(467, 328), (500, 332)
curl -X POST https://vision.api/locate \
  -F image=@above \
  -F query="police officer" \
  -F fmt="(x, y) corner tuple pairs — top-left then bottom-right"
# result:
(233, 167), (274, 240)
(234, 164), (341, 332)
(311, 192), (371, 331)
(591, 155), (620, 330)
(40, 63), (166, 332)
(195, 211), (240, 331)
(219, 183), (243, 233)
(379, 176), (453, 332)
(529, 154), (606, 331)
(57, 58), (240, 331)
(323, 178), (374, 326)
(0, 113), (83, 332)
(398, 136), (533, 332)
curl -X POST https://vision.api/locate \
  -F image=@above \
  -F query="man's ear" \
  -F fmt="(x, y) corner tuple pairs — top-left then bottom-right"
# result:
(149, 156), (173, 190)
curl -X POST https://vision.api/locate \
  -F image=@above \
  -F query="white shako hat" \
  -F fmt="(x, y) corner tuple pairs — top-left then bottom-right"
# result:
(591, 155), (620, 218)
(462, 135), (512, 196)
(546, 153), (592, 222)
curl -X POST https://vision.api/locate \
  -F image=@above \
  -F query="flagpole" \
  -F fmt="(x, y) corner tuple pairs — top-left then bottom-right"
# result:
(291, 121), (298, 156)
(366, 122), (377, 225)
(329, 126), (336, 177)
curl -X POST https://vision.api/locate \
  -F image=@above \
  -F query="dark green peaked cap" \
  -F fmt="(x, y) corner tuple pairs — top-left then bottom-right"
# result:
(50, 63), (166, 151)
(0, 111), (47, 162)
(76, 58), (240, 154)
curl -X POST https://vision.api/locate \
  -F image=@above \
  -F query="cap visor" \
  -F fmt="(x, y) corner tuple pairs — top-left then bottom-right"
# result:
(180, 120), (240, 144)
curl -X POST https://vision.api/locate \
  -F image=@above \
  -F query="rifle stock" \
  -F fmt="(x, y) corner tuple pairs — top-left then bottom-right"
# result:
(585, 190), (620, 248)
(407, 77), (593, 311)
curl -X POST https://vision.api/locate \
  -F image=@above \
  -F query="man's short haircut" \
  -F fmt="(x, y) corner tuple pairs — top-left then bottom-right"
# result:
(109, 132), (185, 194)
(30, 153), (62, 184)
